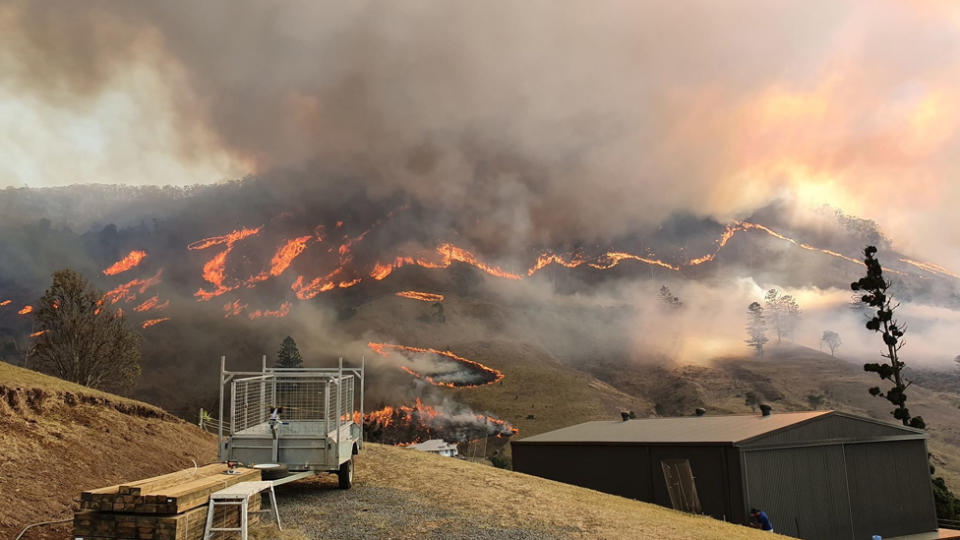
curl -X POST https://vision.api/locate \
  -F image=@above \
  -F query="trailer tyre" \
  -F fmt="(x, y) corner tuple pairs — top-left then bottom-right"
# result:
(254, 463), (289, 481)
(337, 458), (354, 489)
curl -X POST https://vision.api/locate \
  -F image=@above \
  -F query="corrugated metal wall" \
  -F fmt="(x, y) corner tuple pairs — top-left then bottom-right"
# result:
(843, 440), (938, 538)
(744, 445), (853, 539)
(744, 415), (910, 447)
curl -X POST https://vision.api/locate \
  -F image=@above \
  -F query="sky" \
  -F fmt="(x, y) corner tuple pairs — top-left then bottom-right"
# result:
(1, 0), (959, 268)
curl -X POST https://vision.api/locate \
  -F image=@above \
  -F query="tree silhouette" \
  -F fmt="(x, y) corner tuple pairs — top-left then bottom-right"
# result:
(764, 289), (800, 343)
(658, 285), (683, 310)
(745, 302), (769, 358)
(276, 336), (303, 368)
(821, 331), (842, 357)
(851, 246), (924, 429)
(28, 269), (141, 394)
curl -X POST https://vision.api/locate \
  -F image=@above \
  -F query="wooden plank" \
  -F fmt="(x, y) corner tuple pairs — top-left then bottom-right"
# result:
(120, 464), (228, 495)
(74, 497), (260, 540)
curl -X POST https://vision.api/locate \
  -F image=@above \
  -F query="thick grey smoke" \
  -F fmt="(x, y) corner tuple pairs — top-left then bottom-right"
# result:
(3, 1), (960, 264)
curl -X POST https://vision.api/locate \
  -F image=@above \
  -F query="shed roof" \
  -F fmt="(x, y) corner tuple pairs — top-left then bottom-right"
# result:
(408, 439), (458, 452)
(515, 411), (836, 445)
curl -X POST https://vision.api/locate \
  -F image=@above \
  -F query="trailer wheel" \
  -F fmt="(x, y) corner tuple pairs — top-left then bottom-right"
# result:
(337, 458), (354, 489)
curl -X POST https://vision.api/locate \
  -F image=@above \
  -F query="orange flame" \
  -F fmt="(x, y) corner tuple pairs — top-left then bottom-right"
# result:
(526, 252), (586, 276)
(435, 244), (523, 280)
(223, 299), (248, 318)
(102, 250), (148, 276)
(0, 300), (11, 307)
(189, 226), (262, 301)
(101, 270), (163, 305)
(898, 258), (960, 280)
(18, 305), (33, 315)
(588, 251), (680, 272)
(368, 342), (505, 387)
(247, 301), (291, 320)
(141, 317), (170, 329)
(132, 296), (169, 313)
(29, 330), (47, 338)
(396, 291), (444, 302)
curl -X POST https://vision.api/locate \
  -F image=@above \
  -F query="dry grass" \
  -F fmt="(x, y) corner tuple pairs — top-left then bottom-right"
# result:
(0, 363), (217, 539)
(267, 443), (783, 540)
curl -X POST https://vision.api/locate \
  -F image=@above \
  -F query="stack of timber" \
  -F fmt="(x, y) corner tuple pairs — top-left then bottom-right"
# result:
(74, 464), (261, 539)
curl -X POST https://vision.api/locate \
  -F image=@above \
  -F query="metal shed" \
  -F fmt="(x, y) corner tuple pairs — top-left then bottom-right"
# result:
(512, 410), (937, 539)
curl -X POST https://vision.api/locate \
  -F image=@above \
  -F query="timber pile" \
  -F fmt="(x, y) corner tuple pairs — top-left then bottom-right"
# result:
(74, 464), (262, 539)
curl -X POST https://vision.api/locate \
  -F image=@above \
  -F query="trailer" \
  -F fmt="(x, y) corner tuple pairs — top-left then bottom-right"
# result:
(216, 355), (364, 488)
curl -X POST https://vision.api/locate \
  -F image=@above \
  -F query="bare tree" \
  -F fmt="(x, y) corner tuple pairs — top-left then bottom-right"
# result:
(851, 246), (924, 429)
(28, 269), (141, 394)
(764, 289), (801, 343)
(821, 331), (842, 357)
(658, 285), (683, 310)
(745, 302), (769, 359)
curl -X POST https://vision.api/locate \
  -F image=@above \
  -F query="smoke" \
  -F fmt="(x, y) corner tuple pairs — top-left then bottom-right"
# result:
(3, 1), (960, 265)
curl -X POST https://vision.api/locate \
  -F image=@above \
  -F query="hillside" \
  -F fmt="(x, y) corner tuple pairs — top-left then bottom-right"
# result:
(1, 364), (785, 540)
(0, 363), (217, 540)
(268, 443), (782, 540)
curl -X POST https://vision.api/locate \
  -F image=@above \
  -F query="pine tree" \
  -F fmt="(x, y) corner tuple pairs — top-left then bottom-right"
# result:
(276, 336), (303, 368)
(28, 269), (141, 394)
(851, 246), (923, 428)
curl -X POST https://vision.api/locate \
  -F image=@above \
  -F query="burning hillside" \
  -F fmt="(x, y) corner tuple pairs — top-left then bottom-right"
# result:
(362, 398), (517, 446)
(368, 342), (505, 388)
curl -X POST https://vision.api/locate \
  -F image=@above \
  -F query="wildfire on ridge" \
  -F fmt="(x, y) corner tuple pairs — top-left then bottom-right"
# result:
(246, 235), (314, 286)
(247, 301), (291, 320)
(187, 226), (263, 251)
(102, 250), (148, 276)
(526, 252), (586, 276)
(133, 296), (169, 313)
(368, 342), (505, 388)
(141, 317), (170, 329)
(588, 251), (680, 272)
(101, 270), (163, 306)
(396, 291), (444, 302)
(291, 269), (342, 300)
(435, 243), (523, 280)
(898, 258), (960, 280)
(0, 299), (11, 307)
(29, 330), (47, 338)
(18, 305), (33, 315)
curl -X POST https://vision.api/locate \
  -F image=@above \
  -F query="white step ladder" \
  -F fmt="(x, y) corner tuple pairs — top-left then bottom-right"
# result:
(203, 480), (281, 540)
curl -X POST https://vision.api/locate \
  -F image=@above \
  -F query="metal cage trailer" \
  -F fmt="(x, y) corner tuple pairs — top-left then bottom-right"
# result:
(216, 356), (364, 488)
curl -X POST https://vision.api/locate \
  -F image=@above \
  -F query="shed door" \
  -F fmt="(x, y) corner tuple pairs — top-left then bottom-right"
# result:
(661, 459), (702, 514)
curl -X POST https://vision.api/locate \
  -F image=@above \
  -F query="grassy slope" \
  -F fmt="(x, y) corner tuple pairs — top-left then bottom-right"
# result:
(266, 443), (783, 540)
(0, 363), (217, 540)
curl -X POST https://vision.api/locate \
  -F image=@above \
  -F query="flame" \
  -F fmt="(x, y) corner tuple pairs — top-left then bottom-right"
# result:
(435, 244), (523, 280)
(102, 250), (148, 276)
(141, 317), (170, 329)
(368, 342), (505, 387)
(187, 226), (262, 251)
(362, 398), (517, 446)
(18, 305), (33, 315)
(101, 270), (163, 305)
(0, 300), (10, 307)
(291, 269), (341, 300)
(223, 299), (248, 318)
(29, 330), (47, 338)
(132, 296), (169, 313)
(526, 252), (586, 276)
(588, 251), (680, 272)
(246, 234), (314, 286)
(396, 291), (444, 302)
(338, 278), (361, 288)
(898, 258), (960, 280)
(247, 301), (291, 320)
(189, 226), (262, 301)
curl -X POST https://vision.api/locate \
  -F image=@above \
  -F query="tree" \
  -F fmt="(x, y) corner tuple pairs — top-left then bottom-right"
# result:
(276, 336), (303, 368)
(851, 246), (924, 429)
(658, 285), (683, 310)
(744, 391), (759, 412)
(764, 289), (800, 343)
(821, 331), (842, 357)
(745, 302), (769, 358)
(28, 269), (141, 394)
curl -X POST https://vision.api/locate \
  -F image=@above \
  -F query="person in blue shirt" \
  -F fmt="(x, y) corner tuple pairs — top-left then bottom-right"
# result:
(749, 508), (774, 532)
